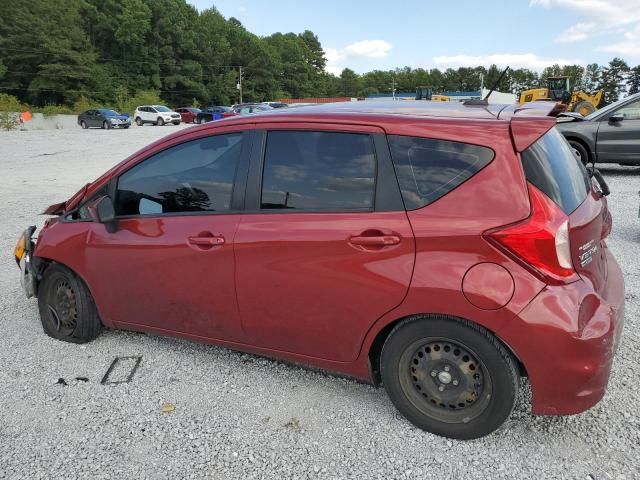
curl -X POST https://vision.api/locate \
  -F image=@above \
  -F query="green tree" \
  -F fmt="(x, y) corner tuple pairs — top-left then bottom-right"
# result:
(599, 57), (630, 104)
(339, 68), (361, 97)
(628, 66), (640, 95)
(583, 63), (601, 93)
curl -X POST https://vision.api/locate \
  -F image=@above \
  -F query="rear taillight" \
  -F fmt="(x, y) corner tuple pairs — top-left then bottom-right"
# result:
(484, 184), (579, 285)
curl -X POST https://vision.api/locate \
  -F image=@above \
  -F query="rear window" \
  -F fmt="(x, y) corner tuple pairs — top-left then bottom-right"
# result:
(521, 128), (590, 214)
(388, 136), (495, 210)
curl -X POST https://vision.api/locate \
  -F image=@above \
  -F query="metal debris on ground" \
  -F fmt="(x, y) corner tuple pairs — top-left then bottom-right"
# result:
(100, 356), (142, 385)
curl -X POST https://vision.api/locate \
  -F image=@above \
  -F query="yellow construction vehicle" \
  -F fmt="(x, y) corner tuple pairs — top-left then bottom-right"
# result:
(518, 76), (603, 116)
(415, 87), (450, 102)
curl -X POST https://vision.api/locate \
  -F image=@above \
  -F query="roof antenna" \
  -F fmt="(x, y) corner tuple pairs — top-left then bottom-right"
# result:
(463, 66), (510, 106)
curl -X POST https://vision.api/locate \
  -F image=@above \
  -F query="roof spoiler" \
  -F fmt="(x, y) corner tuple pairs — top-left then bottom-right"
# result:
(510, 116), (556, 152)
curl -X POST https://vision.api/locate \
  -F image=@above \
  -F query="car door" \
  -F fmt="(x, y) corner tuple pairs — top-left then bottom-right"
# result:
(596, 98), (640, 163)
(85, 110), (96, 127)
(234, 125), (415, 362)
(83, 128), (252, 341)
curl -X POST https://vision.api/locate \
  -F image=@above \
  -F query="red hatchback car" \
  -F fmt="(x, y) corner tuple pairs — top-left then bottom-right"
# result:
(14, 101), (625, 439)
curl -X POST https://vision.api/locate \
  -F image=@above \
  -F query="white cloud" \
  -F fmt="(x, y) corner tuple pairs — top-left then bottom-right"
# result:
(324, 40), (392, 75)
(597, 24), (640, 57)
(432, 53), (582, 71)
(554, 22), (596, 43)
(530, 0), (640, 51)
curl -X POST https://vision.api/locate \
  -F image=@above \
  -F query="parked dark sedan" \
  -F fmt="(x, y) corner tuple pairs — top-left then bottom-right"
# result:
(78, 109), (131, 129)
(557, 92), (640, 166)
(196, 106), (231, 124)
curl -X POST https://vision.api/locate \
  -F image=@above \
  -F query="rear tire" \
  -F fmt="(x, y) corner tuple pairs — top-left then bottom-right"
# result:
(573, 101), (596, 117)
(37, 264), (102, 344)
(135, 117), (143, 126)
(380, 315), (519, 440)
(568, 139), (589, 166)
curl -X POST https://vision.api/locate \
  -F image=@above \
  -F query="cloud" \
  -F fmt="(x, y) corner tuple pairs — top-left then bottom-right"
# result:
(432, 53), (582, 71)
(597, 24), (640, 57)
(324, 40), (392, 75)
(554, 22), (596, 43)
(530, 0), (640, 51)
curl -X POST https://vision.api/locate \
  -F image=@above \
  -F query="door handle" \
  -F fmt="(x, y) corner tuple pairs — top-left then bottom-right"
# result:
(349, 235), (401, 246)
(187, 236), (225, 246)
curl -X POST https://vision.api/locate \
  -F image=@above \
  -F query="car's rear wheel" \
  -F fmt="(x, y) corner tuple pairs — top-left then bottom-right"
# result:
(568, 139), (589, 166)
(80, 120), (87, 129)
(380, 315), (518, 440)
(135, 117), (143, 126)
(37, 264), (102, 343)
(157, 117), (164, 126)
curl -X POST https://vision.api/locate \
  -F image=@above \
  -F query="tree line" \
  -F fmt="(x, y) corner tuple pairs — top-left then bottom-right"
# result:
(1, 0), (639, 111)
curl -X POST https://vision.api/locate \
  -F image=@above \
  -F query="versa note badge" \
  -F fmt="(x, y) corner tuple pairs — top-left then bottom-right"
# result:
(578, 240), (598, 267)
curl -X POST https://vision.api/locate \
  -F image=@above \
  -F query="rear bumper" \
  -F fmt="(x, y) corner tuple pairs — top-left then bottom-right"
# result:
(498, 246), (625, 415)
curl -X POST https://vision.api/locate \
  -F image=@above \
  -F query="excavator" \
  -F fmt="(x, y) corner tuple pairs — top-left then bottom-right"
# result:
(518, 76), (603, 116)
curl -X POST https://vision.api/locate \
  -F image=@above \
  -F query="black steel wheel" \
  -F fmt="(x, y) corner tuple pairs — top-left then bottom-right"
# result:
(37, 264), (102, 343)
(402, 338), (491, 423)
(381, 315), (518, 440)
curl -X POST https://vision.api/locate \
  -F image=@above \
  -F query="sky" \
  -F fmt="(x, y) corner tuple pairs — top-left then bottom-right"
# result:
(187, 0), (640, 74)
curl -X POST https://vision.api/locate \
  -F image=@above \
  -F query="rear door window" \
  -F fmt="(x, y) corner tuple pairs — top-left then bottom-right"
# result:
(388, 136), (494, 210)
(520, 128), (590, 214)
(261, 131), (376, 211)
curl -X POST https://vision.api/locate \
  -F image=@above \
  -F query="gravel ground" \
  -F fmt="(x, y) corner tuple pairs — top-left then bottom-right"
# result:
(0, 126), (639, 480)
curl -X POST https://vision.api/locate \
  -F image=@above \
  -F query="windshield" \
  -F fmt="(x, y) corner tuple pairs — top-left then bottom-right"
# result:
(99, 109), (120, 116)
(585, 93), (640, 120)
(155, 106), (171, 112)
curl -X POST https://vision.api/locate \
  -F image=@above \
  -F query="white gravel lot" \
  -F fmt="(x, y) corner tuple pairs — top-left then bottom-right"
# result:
(0, 125), (639, 480)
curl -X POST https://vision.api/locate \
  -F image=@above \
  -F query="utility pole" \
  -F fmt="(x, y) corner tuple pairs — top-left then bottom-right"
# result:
(237, 66), (243, 104)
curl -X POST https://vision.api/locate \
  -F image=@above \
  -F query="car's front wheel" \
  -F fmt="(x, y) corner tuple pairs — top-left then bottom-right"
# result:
(157, 117), (164, 126)
(568, 139), (589, 166)
(37, 264), (103, 343)
(380, 315), (519, 440)
(80, 120), (87, 129)
(102, 120), (110, 130)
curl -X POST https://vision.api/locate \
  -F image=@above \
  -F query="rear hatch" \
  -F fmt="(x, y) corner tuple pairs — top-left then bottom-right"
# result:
(519, 128), (609, 294)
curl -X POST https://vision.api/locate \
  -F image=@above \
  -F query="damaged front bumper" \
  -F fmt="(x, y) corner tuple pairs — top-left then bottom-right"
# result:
(14, 226), (37, 298)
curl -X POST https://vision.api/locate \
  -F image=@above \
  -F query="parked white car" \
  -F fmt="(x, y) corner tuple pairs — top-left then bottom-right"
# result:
(134, 105), (181, 126)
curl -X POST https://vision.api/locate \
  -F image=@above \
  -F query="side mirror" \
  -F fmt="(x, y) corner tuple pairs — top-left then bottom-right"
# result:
(88, 196), (118, 233)
(609, 113), (624, 124)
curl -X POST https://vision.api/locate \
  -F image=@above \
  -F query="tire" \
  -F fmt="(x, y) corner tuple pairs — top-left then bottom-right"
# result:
(573, 101), (596, 117)
(380, 315), (519, 440)
(102, 120), (110, 130)
(568, 139), (589, 166)
(157, 117), (164, 126)
(135, 117), (143, 126)
(37, 264), (102, 344)
(80, 120), (87, 129)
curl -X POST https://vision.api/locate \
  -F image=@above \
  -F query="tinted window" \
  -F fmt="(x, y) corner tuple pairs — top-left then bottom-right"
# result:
(521, 128), (589, 214)
(616, 99), (640, 120)
(388, 136), (494, 210)
(261, 131), (376, 210)
(116, 134), (242, 216)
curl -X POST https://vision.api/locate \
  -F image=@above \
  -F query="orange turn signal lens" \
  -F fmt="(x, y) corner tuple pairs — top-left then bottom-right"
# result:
(14, 235), (26, 262)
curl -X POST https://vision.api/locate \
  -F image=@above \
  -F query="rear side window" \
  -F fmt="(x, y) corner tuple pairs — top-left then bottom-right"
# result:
(261, 131), (376, 210)
(388, 136), (494, 210)
(116, 133), (242, 216)
(521, 128), (590, 214)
